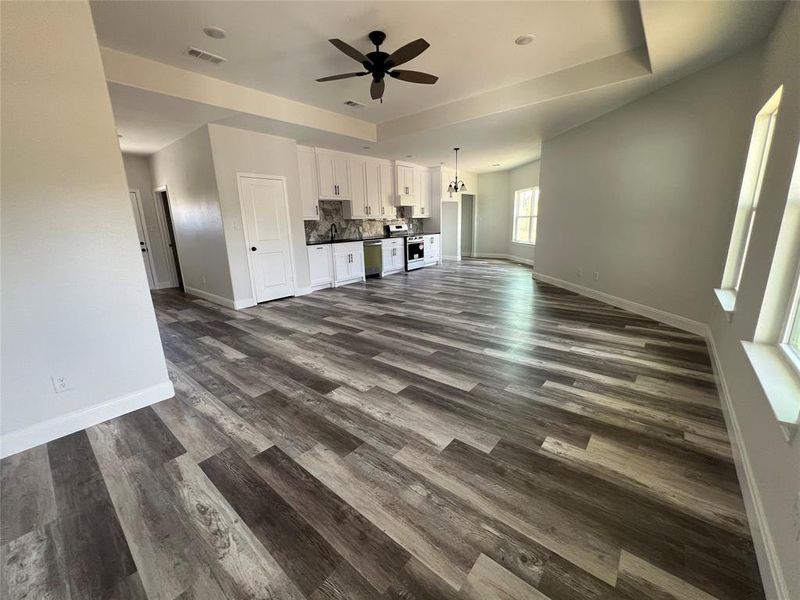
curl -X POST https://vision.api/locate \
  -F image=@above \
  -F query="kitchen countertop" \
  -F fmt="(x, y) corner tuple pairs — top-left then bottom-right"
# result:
(306, 232), (440, 246)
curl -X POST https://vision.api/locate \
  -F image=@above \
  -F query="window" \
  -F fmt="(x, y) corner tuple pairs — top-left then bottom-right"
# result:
(513, 187), (539, 245)
(782, 267), (800, 369)
(718, 86), (783, 310)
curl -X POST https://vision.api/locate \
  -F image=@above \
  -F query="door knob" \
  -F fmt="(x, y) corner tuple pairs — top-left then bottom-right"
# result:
(141, 248), (147, 252)
(251, 246), (257, 251)
(140, 241), (145, 245)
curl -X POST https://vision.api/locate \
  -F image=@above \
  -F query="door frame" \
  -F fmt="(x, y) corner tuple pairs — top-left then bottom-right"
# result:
(129, 189), (159, 288)
(236, 172), (297, 304)
(152, 184), (181, 288)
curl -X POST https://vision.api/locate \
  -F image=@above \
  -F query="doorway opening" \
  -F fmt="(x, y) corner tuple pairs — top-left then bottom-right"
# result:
(154, 187), (183, 290)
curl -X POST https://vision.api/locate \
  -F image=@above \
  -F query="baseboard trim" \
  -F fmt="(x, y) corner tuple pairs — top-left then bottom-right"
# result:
(474, 253), (535, 266)
(184, 286), (239, 310)
(154, 280), (177, 290)
(532, 272), (706, 336)
(705, 330), (789, 600)
(233, 297), (255, 309)
(442, 255), (461, 261)
(0, 380), (175, 458)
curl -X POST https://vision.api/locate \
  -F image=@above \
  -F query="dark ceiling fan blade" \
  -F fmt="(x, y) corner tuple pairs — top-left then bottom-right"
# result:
(328, 39), (371, 66)
(316, 72), (368, 82)
(386, 38), (430, 67)
(370, 78), (385, 100)
(389, 70), (438, 84)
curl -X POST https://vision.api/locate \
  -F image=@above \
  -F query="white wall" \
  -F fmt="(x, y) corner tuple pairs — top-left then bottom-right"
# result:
(536, 46), (764, 324)
(707, 4), (800, 598)
(150, 127), (235, 304)
(0, 1), (172, 456)
(122, 154), (173, 287)
(207, 124), (311, 301)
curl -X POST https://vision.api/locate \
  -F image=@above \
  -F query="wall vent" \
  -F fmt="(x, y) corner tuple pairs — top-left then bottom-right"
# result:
(344, 100), (364, 108)
(187, 46), (226, 64)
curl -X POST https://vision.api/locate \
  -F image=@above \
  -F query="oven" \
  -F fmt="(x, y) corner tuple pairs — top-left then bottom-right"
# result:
(405, 235), (425, 271)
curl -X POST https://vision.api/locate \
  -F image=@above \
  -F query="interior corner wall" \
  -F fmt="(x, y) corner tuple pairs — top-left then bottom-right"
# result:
(150, 126), (235, 304)
(0, 1), (172, 456)
(707, 3), (800, 598)
(206, 124), (311, 302)
(535, 45), (764, 324)
(122, 153), (172, 287)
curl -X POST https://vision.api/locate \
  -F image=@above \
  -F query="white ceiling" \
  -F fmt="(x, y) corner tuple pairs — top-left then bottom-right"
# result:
(91, 0), (646, 123)
(99, 1), (785, 172)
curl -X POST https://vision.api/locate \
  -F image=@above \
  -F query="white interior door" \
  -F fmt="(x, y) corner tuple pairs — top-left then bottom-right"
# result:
(239, 175), (295, 303)
(129, 190), (156, 289)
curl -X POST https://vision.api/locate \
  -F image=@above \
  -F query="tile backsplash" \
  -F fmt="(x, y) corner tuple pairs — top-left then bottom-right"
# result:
(304, 200), (424, 243)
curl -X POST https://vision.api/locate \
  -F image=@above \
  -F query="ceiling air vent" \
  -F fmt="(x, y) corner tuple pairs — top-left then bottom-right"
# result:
(344, 100), (364, 108)
(187, 46), (226, 64)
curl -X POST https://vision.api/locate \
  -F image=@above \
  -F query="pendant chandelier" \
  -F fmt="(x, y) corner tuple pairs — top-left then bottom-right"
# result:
(447, 147), (466, 196)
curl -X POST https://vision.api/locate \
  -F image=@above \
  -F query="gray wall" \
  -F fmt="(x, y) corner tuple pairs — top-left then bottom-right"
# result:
(476, 161), (540, 265)
(707, 4), (800, 598)
(122, 154), (173, 287)
(461, 194), (475, 257)
(441, 201), (460, 259)
(1, 1), (171, 453)
(150, 126), (234, 303)
(536, 47), (763, 324)
(536, 5), (800, 595)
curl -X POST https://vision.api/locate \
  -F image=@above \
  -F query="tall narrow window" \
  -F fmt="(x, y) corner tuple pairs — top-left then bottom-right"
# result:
(718, 86), (783, 309)
(513, 187), (539, 245)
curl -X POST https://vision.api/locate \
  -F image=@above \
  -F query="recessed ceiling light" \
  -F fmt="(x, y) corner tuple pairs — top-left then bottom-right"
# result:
(406, 154), (413, 158)
(203, 26), (227, 39)
(344, 100), (364, 108)
(515, 34), (536, 46)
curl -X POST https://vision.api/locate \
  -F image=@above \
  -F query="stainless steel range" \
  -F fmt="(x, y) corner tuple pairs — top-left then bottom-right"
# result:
(405, 235), (425, 271)
(385, 224), (425, 271)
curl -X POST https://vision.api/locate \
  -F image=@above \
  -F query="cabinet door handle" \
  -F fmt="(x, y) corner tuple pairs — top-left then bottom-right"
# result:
(315, 205), (319, 214)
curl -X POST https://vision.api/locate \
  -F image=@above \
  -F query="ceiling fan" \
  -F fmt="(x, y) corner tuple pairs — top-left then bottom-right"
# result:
(316, 30), (438, 102)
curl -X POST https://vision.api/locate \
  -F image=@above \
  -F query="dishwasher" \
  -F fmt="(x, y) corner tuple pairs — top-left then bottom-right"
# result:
(363, 239), (383, 278)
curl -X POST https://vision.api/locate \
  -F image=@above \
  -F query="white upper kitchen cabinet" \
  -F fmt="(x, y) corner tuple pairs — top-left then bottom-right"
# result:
(316, 149), (351, 199)
(297, 146), (320, 220)
(348, 157), (369, 219)
(379, 162), (396, 218)
(363, 159), (382, 219)
(418, 168), (431, 218)
(395, 162), (416, 201)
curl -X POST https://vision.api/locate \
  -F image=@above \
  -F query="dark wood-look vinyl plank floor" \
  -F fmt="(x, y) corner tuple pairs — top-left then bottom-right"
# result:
(1, 259), (764, 599)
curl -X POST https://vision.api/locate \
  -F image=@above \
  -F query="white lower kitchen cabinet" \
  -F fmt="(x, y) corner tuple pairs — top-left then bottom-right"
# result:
(333, 242), (365, 286)
(381, 238), (405, 275)
(424, 234), (441, 265)
(307, 244), (333, 289)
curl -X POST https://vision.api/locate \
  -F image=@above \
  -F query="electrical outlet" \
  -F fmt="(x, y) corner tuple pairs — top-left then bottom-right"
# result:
(51, 375), (72, 393)
(593, 271), (600, 281)
(576, 268), (583, 278)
